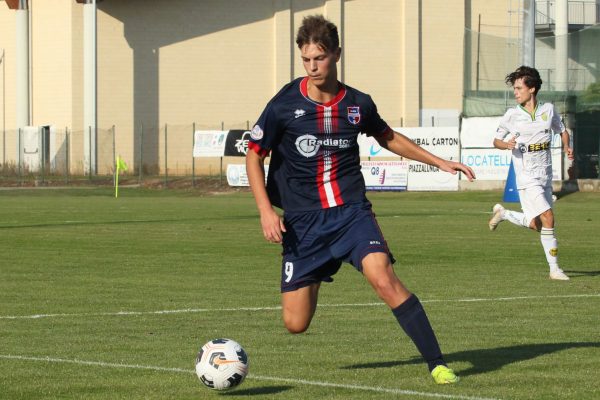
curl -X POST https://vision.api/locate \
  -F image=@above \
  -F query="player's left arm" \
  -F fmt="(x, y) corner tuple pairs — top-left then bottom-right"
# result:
(552, 105), (574, 161)
(560, 130), (574, 160)
(375, 129), (476, 181)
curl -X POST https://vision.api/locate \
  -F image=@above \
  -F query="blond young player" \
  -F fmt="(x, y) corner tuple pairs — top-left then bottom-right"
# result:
(489, 66), (574, 280)
(247, 15), (475, 384)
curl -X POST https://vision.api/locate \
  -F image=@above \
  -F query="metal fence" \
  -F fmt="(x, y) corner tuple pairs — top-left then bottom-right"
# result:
(536, 0), (600, 25)
(2, 121), (598, 188)
(0, 123), (248, 187)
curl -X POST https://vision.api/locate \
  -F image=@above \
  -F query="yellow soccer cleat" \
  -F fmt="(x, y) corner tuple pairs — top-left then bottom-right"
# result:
(431, 365), (459, 384)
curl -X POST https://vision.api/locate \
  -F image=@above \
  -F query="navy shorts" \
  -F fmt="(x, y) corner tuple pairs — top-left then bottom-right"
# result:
(280, 202), (395, 293)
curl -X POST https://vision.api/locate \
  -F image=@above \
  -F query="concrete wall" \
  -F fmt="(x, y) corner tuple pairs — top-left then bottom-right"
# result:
(0, 0), (517, 175)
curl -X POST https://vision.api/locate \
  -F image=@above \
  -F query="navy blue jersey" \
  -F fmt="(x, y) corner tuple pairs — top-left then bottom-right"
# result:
(249, 77), (391, 212)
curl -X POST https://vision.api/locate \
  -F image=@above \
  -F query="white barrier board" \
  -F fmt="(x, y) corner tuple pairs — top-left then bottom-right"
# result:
(361, 160), (408, 191)
(193, 131), (227, 157)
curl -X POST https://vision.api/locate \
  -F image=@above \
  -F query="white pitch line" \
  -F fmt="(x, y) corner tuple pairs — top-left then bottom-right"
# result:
(249, 374), (501, 400)
(1, 293), (599, 320)
(0, 354), (501, 400)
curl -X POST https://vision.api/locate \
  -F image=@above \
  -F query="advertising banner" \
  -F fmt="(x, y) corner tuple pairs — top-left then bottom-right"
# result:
(460, 117), (562, 180)
(460, 149), (512, 180)
(357, 133), (396, 158)
(226, 164), (269, 187)
(460, 117), (502, 147)
(361, 160), (408, 191)
(358, 127), (460, 190)
(224, 130), (252, 156)
(399, 127), (460, 191)
(193, 131), (227, 157)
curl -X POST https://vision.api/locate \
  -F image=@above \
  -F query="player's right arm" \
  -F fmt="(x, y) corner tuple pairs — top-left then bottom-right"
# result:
(493, 137), (516, 150)
(493, 111), (517, 150)
(246, 149), (286, 244)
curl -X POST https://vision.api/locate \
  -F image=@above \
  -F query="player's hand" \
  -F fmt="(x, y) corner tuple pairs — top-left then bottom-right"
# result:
(438, 160), (476, 182)
(506, 136), (517, 150)
(260, 208), (286, 244)
(565, 147), (574, 160)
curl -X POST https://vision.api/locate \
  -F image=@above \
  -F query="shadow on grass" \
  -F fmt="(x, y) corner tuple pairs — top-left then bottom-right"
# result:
(221, 385), (293, 396)
(342, 342), (600, 377)
(562, 269), (600, 277)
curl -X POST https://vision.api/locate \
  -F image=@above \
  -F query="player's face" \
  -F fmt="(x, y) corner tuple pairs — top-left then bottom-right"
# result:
(513, 77), (535, 105)
(300, 43), (340, 88)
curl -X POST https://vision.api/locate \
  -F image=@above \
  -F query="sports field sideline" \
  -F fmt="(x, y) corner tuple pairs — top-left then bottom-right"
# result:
(0, 189), (598, 399)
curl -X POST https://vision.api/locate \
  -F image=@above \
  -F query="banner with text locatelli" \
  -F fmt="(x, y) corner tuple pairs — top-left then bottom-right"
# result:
(460, 117), (562, 180)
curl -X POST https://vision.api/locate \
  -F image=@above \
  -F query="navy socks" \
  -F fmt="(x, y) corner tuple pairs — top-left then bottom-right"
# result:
(392, 294), (446, 372)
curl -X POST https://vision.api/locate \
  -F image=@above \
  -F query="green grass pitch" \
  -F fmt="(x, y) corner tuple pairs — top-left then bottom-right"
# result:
(0, 188), (598, 399)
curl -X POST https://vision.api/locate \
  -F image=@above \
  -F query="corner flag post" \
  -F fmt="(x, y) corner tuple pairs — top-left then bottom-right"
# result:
(115, 156), (127, 198)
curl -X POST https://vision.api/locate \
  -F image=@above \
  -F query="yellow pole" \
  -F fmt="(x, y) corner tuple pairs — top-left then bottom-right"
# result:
(115, 157), (119, 198)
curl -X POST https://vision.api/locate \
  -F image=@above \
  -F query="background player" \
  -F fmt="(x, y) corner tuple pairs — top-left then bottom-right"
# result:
(246, 15), (475, 384)
(488, 66), (574, 280)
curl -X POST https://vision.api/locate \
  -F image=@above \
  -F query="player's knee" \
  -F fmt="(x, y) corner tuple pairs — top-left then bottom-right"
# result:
(371, 277), (399, 300)
(282, 310), (311, 334)
(286, 325), (309, 334)
(283, 318), (310, 334)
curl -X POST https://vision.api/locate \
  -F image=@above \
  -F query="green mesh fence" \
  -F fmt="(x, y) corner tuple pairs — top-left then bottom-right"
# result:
(463, 24), (600, 178)
(463, 24), (600, 116)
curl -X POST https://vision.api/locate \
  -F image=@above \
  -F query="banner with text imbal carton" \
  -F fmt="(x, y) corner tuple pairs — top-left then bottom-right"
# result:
(358, 127), (460, 191)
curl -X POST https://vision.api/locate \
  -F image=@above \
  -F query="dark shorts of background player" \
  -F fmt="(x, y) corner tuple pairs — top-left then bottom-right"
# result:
(280, 201), (395, 293)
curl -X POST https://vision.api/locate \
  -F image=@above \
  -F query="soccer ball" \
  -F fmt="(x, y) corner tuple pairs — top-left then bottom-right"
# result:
(195, 338), (249, 390)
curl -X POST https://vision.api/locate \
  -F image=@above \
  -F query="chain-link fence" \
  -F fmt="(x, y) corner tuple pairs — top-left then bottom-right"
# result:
(0, 122), (253, 187)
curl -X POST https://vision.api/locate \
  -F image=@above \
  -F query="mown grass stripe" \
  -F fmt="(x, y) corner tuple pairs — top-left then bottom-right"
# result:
(1, 293), (598, 320)
(0, 354), (502, 400)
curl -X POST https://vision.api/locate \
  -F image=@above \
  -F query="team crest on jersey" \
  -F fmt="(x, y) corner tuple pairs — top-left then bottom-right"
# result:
(347, 106), (361, 125)
(251, 125), (263, 140)
(541, 112), (548, 121)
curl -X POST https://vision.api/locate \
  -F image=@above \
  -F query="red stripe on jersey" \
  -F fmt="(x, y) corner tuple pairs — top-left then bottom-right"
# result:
(328, 104), (343, 205)
(316, 153), (329, 208)
(330, 103), (339, 137)
(329, 152), (343, 205)
(315, 105), (329, 208)
(299, 77), (347, 108)
(314, 103), (345, 209)
(248, 141), (269, 158)
(322, 86), (347, 107)
(300, 77), (309, 98)
(317, 105), (325, 134)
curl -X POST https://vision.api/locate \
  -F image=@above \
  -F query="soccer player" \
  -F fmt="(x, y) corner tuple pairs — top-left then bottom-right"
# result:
(488, 66), (574, 280)
(246, 15), (475, 384)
